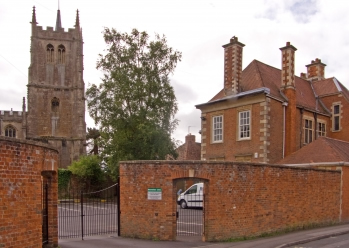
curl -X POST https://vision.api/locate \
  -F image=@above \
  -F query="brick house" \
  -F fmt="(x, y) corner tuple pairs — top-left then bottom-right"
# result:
(196, 37), (349, 163)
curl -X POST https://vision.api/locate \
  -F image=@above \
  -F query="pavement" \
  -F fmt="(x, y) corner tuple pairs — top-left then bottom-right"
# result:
(59, 222), (349, 248)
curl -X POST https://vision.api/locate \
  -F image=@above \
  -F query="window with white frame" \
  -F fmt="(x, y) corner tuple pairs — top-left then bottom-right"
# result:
(5, 125), (16, 138)
(317, 122), (326, 137)
(304, 119), (313, 144)
(212, 115), (223, 142)
(239, 110), (250, 140)
(333, 104), (341, 131)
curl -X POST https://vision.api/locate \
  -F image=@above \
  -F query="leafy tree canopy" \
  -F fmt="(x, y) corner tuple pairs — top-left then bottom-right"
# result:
(68, 155), (105, 188)
(86, 28), (182, 167)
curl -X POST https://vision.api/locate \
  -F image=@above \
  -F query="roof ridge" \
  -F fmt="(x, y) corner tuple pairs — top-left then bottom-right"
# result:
(252, 59), (308, 80)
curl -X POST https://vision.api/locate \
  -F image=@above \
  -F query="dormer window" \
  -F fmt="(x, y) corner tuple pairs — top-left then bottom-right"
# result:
(58, 45), (65, 64)
(5, 125), (16, 138)
(46, 44), (54, 63)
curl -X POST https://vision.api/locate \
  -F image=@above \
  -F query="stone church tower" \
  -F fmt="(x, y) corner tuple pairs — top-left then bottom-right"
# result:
(26, 7), (86, 167)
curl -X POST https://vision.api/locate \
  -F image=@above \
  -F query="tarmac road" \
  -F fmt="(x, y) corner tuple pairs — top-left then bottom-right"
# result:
(59, 222), (349, 248)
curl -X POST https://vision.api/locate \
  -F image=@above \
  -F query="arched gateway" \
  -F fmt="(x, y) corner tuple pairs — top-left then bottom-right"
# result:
(119, 160), (341, 242)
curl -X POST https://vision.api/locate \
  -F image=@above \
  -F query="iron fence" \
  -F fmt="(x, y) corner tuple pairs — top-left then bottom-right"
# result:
(176, 192), (204, 236)
(42, 183), (49, 244)
(58, 183), (119, 239)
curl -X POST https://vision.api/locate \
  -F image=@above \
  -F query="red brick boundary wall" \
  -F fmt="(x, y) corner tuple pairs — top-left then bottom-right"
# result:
(119, 161), (341, 241)
(304, 164), (349, 221)
(0, 137), (58, 248)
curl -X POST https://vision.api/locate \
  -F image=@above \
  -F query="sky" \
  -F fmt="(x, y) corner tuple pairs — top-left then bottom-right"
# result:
(1, 0), (349, 145)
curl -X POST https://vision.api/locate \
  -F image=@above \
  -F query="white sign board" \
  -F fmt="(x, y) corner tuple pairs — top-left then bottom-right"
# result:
(147, 188), (162, 200)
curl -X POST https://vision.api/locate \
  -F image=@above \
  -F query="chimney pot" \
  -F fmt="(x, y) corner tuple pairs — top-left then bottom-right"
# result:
(306, 58), (326, 80)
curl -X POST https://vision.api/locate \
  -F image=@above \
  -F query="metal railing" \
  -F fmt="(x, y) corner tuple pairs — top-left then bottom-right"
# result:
(42, 183), (49, 244)
(176, 193), (204, 236)
(58, 183), (119, 239)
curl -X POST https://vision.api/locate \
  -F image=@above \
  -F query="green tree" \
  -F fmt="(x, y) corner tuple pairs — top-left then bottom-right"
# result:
(68, 155), (105, 190)
(86, 28), (181, 168)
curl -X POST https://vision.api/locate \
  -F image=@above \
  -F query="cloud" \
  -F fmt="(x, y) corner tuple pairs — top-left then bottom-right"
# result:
(172, 79), (198, 104)
(257, 0), (318, 23)
(290, 0), (318, 23)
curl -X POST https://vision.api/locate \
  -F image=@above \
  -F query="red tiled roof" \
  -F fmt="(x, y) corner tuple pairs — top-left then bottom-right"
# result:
(312, 78), (339, 96)
(277, 137), (349, 164)
(207, 60), (331, 114)
(313, 78), (349, 100)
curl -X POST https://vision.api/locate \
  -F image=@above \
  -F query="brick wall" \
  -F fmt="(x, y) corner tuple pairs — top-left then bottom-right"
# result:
(119, 161), (341, 241)
(267, 99), (284, 163)
(342, 166), (349, 220)
(0, 137), (58, 248)
(312, 164), (349, 221)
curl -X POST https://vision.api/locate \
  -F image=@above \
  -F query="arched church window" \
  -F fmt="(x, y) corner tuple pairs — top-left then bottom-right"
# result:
(58, 44), (65, 64)
(5, 125), (16, 138)
(51, 97), (60, 112)
(46, 44), (54, 63)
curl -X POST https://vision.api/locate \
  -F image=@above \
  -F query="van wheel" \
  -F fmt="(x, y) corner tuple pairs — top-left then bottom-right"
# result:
(180, 200), (187, 209)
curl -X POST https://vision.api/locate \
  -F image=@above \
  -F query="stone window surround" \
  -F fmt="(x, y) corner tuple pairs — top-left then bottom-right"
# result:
(46, 43), (66, 64)
(332, 102), (342, 132)
(5, 124), (16, 138)
(317, 120), (326, 137)
(303, 116), (314, 144)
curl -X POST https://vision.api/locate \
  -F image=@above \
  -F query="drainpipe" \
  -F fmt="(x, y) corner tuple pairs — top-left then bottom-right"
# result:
(300, 108), (304, 148)
(314, 112), (318, 140)
(282, 102), (288, 158)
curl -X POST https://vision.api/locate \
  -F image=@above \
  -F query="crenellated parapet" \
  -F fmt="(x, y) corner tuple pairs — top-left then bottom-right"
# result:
(0, 110), (26, 119)
(34, 25), (82, 40)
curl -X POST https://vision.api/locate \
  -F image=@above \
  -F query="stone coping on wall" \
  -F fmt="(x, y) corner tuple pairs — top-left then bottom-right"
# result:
(119, 160), (342, 173)
(0, 136), (58, 152)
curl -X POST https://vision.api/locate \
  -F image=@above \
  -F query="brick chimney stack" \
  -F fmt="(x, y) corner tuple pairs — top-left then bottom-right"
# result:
(280, 42), (297, 89)
(222, 36), (245, 96)
(185, 133), (196, 144)
(184, 134), (200, 160)
(306, 58), (326, 81)
(280, 42), (297, 157)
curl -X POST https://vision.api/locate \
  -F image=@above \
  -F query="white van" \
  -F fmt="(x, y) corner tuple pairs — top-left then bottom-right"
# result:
(177, 183), (204, 209)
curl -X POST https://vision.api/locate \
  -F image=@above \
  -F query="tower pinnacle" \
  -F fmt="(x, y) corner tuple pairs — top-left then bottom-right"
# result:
(56, 8), (62, 30)
(31, 6), (37, 25)
(75, 9), (80, 27)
